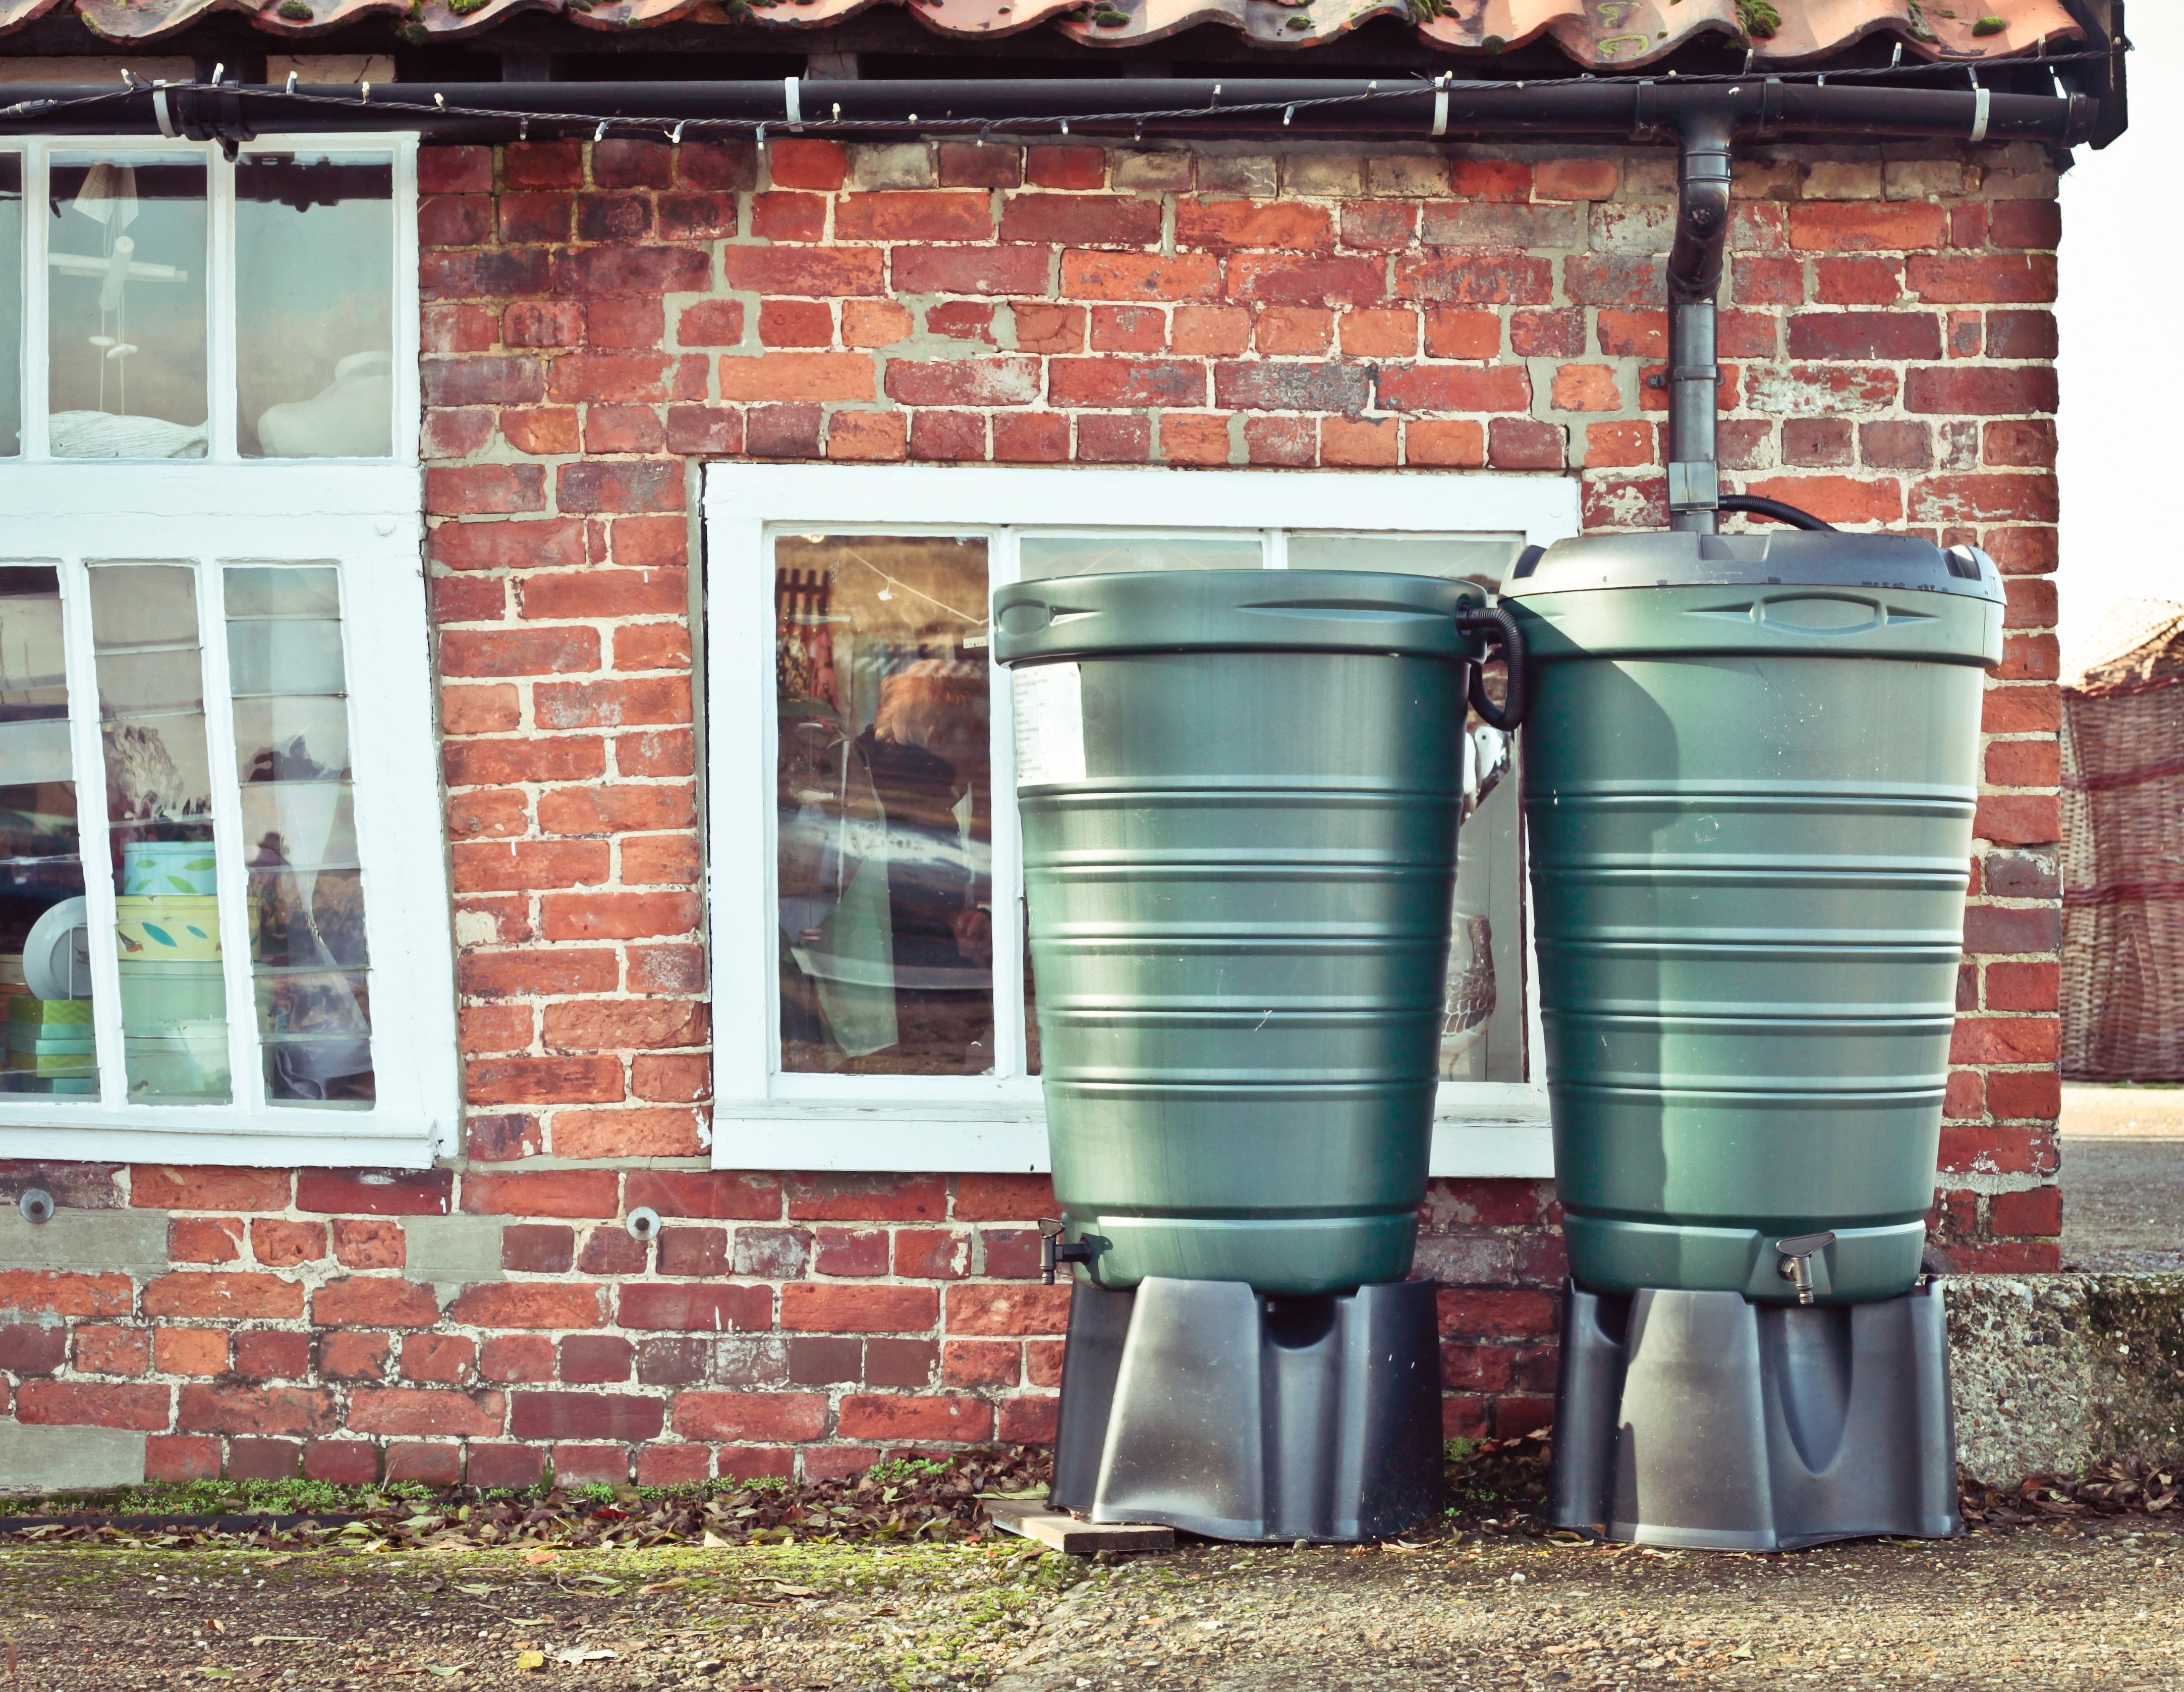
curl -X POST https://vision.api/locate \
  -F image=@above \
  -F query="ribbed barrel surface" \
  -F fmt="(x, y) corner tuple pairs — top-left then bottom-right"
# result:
(994, 571), (1478, 1294)
(1508, 534), (2002, 1303)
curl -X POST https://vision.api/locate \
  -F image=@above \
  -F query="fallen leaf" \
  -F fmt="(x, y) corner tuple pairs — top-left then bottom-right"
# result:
(249, 1638), (323, 1647)
(554, 1649), (619, 1665)
(771, 1584), (821, 1598)
(700, 1532), (732, 1549)
(638, 1579), (691, 1594)
(455, 1585), (494, 1597)
(522, 1551), (559, 1565)
(514, 1650), (547, 1672)
(424, 1670), (464, 1680)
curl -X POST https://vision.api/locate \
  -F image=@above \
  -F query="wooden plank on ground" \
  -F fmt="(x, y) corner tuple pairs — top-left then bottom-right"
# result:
(980, 1498), (1175, 1554)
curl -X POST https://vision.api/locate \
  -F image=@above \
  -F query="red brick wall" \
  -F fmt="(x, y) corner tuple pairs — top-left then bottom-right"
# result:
(0, 132), (2061, 1486)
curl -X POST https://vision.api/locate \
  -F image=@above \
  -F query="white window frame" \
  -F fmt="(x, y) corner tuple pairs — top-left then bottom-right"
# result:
(1, 133), (420, 466)
(705, 463), (1580, 1179)
(0, 133), (452, 1169)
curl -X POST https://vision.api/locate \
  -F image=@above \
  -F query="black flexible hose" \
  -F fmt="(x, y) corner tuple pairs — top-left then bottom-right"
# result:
(1718, 495), (1837, 532)
(1456, 606), (1528, 735)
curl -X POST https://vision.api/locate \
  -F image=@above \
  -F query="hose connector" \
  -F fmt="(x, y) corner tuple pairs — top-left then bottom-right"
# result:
(1775, 1231), (1838, 1305)
(1038, 1217), (1096, 1286)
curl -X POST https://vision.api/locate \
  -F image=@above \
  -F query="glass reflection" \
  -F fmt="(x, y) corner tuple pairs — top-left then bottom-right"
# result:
(90, 564), (229, 1105)
(235, 154), (395, 459)
(775, 535), (993, 1075)
(227, 566), (373, 1106)
(0, 568), (96, 1095)
(1018, 535), (1261, 580)
(48, 156), (207, 459)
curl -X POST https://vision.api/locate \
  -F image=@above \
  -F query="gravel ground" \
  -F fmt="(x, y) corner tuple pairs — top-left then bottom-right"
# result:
(2059, 1085), (2183, 1274)
(1, 1519), (2176, 1690)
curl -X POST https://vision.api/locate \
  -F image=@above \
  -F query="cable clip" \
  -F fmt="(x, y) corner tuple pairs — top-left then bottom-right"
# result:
(783, 74), (803, 131)
(1431, 85), (1448, 137)
(670, 121), (686, 145)
(1969, 75), (1991, 144)
(595, 120), (609, 142)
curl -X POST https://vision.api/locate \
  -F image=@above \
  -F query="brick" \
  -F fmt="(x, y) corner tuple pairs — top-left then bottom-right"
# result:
(521, 569), (688, 623)
(318, 1331), (392, 1382)
(349, 1388), (507, 1439)
(1340, 308), (1417, 357)
(814, 1226), (889, 1277)
(464, 1054), (624, 1106)
(894, 246), (1053, 297)
(1785, 311), (1941, 360)
(559, 1335), (636, 1384)
(1908, 475), (2059, 526)
(313, 1276), (441, 1329)
(656, 1227), (729, 1278)
(459, 949), (618, 1000)
(1991, 1185), (2063, 1238)
(1949, 1016), (2060, 1066)
(629, 1171), (782, 1219)
(533, 678), (693, 732)
(555, 461), (684, 516)
(1213, 361), (1370, 413)
(1905, 366), (2057, 416)
(1436, 1288), (1557, 1341)
(999, 1396), (1059, 1444)
(17, 1381), (170, 1430)
(1339, 200), (1418, 252)
(994, 413), (1069, 462)
(1490, 417), (1566, 471)
(144, 1272), (302, 1322)
(1860, 420), (1932, 470)
(1984, 848), (2062, 897)
(431, 517), (585, 574)
(479, 1335), (556, 1383)
(1964, 901), (2062, 957)
(168, 1216), (243, 1263)
(780, 1283), (939, 1333)
(1377, 365), (1530, 415)
(1407, 420), (1487, 468)
(1987, 310), (2058, 360)
(1175, 199), (1329, 252)
(1077, 414), (1151, 464)
(1534, 158), (1618, 201)
(1225, 254), (1387, 308)
(1783, 418), (1854, 467)
(944, 1340), (1020, 1387)
(1551, 364), (1622, 413)
(619, 1283), (772, 1332)
(418, 146), (492, 195)
(1789, 202), (1947, 251)
(637, 1337), (710, 1387)
(0, 1321), (66, 1375)
(427, 464), (545, 516)
(884, 356), (1042, 408)
(144, 1434), (219, 1480)
(1562, 255), (1663, 308)
(551, 1106), (705, 1160)
(131, 1165), (292, 1212)
(1986, 961), (2061, 1013)
(1986, 420), (2057, 468)
(177, 1383), (335, 1438)
(1059, 251), (1220, 303)
(422, 249), (554, 302)
(674, 1392), (828, 1442)
(234, 1330), (311, 1381)
(500, 1225), (576, 1274)
(1906, 254), (2057, 305)
(946, 1284), (1072, 1336)
(1395, 253), (1554, 306)
(397, 1333), (473, 1386)
(1744, 475), (1903, 526)
(1743, 364), (1897, 416)
(835, 191), (992, 242)
(953, 1173), (1056, 1221)
(788, 1173), (945, 1222)
(939, 141), (1023, 188)
(1159, 413), (1233, 465)
(1426, 200), (1584, 249)
(910, 410), (988, 462)
(1047, 358), (1205, 409)
(837, 1395), (994, 1443)
(73, 1326), (149, 1376)
(1985, 738), (2061, 789)
(1321, 416), (1400, 467)
(1735, 256), (1806, 305)
(734, 1226), (813, 1278)
(304, 1440), (379, 1484)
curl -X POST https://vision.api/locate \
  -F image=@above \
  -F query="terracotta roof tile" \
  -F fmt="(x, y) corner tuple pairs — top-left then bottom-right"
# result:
(0, 0), (2083, 62)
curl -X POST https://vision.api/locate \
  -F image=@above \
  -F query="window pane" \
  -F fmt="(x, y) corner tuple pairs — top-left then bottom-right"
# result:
(1018, 535), (1262, 580)
(235, 154), (395, 459)
(48, 156), (207, 460)
(1284, 533), (1526, 584)
(0, 156), (22, 458)
(775, 534), (993, 1076)
(90, 564), (229, 1104)
(0, 567), (98, 1095)
(227, 566), (373, 1106)
(1284, 533), (1532, 1084)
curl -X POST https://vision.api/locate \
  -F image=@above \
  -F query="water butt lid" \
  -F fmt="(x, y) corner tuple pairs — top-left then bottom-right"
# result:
(992, 568), (1483, 667)
(1504, 530), (2002, 607)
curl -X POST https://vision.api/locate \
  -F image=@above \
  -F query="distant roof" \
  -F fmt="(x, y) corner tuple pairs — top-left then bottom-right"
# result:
(0, 0), (2085, 61)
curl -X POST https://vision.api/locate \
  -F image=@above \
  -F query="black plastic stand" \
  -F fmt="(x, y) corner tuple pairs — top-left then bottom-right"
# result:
(1050, 1276), (1443, 1543)
(1550, 1280), (1961, 1551)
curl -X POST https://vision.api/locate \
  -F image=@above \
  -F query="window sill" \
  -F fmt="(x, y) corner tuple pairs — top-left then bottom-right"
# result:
(710, 1095), (1555, 1180)
(0, 1113), (444, 1170)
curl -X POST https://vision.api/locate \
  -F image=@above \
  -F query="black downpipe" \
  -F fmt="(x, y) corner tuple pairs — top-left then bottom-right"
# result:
(1664, 112), (1735, 537)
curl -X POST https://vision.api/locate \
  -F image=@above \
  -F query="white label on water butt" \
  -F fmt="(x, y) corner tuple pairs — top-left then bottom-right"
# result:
(1013, 661), (1086, 787)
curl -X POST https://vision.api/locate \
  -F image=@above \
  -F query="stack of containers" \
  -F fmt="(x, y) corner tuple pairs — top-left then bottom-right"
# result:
(115, 839), (229, 1098)
(5, 995), (93, 1093)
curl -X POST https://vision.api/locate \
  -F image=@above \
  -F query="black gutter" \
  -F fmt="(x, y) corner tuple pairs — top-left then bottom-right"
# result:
(0, 77), (2100, 149)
